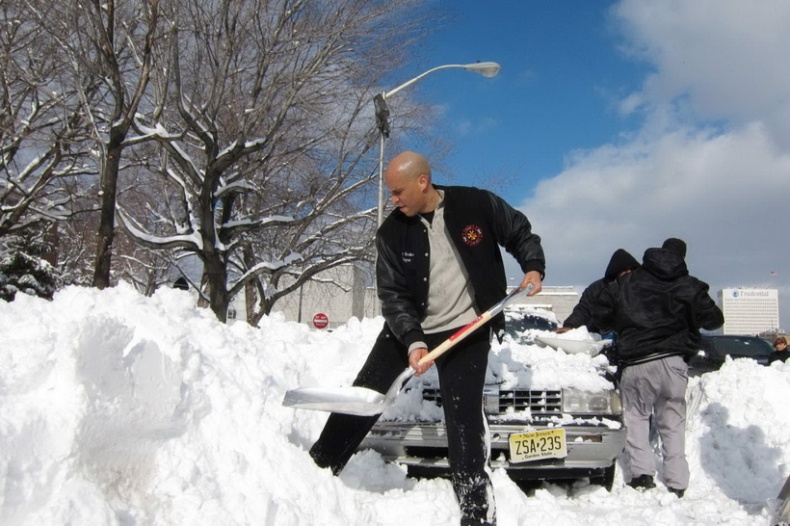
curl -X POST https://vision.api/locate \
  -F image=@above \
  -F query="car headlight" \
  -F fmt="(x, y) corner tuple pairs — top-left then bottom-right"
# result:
(561, 388), (622, 415)
(483, 385), (500, 415)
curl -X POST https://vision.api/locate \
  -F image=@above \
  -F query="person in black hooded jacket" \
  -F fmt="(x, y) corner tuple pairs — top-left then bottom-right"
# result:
(556, 248), (640, 385)
(592, 239), (723, 498)
(557, 248), (639, 333)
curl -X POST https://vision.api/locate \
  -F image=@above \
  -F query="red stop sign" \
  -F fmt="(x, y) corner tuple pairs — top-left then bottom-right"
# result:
(312, 313), (329, 329)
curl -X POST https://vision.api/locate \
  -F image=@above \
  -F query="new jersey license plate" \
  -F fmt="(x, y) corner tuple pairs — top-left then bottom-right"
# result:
(508, 428), (568, 463)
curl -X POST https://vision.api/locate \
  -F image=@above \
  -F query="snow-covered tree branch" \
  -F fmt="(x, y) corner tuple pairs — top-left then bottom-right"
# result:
(117, 0), (426, 322)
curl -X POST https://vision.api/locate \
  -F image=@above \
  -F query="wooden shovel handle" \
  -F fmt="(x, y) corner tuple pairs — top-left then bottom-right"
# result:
(418, 283), (534, 366)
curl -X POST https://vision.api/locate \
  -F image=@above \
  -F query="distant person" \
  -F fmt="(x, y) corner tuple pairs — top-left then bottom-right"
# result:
(556, 248), (639, 334)
(308, 151), (545, 526)
(555, 249), (639, 384)
(770, 336), (790, 364)
(593, 238), (724, 498)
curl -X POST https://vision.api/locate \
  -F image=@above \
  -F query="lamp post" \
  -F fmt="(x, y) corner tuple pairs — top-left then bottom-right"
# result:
(373, 61), (501, 227)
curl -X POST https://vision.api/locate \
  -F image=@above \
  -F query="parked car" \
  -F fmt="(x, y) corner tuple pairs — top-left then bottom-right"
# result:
(688, 334), (774, 375)
(358, 308), (626, 489)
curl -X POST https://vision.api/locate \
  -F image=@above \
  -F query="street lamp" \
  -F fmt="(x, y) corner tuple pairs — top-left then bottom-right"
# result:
(374, 61), (501, 227)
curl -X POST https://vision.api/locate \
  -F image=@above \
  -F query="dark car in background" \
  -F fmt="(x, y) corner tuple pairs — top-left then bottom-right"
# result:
(358, 308), (626, 490)
(688, 334), (774, 375)
(502, 310), (558, 343)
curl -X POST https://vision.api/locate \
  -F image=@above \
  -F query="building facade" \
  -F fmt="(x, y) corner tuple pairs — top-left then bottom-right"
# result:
(231, 264), (582, 330)
(229, 264), (375, 330)
(265, 264), (579, 330)
(718, 288), (780, 336)
(506, 285), (579, 326)
(226, 273), (782, 338)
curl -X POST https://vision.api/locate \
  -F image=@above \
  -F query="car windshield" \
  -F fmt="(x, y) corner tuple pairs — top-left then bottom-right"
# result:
(709, 337), (773, 359)
(503, 310), (558, 339)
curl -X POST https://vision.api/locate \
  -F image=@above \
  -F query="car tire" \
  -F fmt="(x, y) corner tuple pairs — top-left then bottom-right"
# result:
(589, 462), (616, 491)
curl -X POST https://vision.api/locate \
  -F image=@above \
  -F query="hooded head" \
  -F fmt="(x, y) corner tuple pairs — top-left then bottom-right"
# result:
(662, 237), (687, 258)
(604, 249), (640, 280)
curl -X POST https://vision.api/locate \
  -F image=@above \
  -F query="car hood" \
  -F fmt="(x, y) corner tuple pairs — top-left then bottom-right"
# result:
(379, 329), (616, 421)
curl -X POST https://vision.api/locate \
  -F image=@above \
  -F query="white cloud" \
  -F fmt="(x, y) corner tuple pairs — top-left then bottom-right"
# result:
(613, 0), (790, 143)
(523, 122), (790, 283)
(514, 0), (790, 330)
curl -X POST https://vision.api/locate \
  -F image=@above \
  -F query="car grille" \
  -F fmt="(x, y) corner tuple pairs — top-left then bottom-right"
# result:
(421, 388), (563, 416)
(497, 389), (563, 414)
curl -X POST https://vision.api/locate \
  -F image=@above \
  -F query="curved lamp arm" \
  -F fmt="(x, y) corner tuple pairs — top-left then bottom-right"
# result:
(383, 61), (501, 100)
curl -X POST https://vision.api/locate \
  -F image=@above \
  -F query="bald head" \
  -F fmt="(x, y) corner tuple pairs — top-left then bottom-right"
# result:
(384, 151), (438, 217)
(385, 151), (432, 184)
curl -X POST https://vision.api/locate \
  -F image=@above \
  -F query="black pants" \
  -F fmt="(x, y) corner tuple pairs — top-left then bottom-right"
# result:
(309, 325), (495, 525)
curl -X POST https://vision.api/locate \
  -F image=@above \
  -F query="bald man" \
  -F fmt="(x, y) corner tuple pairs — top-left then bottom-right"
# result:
(309, 151), (545, 526)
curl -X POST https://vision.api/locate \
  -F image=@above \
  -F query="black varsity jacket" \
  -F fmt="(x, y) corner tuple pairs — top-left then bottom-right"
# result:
(375, 185), (545, 350)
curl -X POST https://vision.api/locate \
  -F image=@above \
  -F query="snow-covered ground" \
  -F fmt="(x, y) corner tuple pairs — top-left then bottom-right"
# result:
(1, 284), (789, 525)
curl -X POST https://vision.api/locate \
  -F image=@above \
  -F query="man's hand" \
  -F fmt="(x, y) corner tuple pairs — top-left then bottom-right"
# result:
(520, 270), (543, 296)
(554, 326), (573, 334)
(409, 348), (434, 376)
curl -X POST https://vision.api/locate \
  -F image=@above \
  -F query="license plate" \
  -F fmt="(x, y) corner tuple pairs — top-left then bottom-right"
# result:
(508, 428), (567, 463)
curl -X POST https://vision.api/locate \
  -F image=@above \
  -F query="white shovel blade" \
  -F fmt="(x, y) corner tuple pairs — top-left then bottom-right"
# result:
(535, 335), (612, 356)
(282, 386), (387, 416)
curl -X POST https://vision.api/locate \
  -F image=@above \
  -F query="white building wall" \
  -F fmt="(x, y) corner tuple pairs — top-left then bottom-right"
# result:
(263, 267), (579, 331)
(270, 264), (375, 329)
(506, 286), (579, 325)
(718, 288), (780, 335)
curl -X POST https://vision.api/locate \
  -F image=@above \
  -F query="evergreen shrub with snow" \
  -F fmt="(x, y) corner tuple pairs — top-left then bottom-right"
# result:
(0, 236), (61, 302)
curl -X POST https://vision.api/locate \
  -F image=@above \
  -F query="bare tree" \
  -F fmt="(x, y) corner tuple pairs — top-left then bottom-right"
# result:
(0, 1), (92, 241)
(114, 169), (185, 295)
(86, 0), (163, 288)
(118, 0), (428, 322)
(23, 0), (166, 288)
(237, 113), (381, 324)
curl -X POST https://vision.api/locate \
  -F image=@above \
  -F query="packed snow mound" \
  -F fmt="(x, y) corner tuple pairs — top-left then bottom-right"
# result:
(1, 284), (789, 525)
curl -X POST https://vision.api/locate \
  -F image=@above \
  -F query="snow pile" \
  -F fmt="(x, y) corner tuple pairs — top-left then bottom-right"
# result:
(1, 284), (789, 525)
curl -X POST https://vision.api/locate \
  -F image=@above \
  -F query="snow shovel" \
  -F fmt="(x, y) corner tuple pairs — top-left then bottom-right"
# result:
(282, 283), (534, 416)
(773, 474), (790, 524)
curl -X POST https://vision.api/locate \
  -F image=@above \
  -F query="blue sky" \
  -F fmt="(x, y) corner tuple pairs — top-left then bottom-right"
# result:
(413, 1), (645, 192)
(382, 0), (790, 332)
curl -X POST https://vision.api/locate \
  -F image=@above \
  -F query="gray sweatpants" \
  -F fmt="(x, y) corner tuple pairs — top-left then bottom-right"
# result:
(620, 355), (689, 490)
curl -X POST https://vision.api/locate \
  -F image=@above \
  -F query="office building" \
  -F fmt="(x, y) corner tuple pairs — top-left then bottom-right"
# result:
(718, 288), (780, 335)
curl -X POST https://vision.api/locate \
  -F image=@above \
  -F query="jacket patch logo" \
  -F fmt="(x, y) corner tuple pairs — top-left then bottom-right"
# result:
(401, 251), (414, 263)
(461, 224), (483, 246)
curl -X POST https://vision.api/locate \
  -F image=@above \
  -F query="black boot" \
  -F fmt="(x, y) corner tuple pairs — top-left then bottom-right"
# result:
(627, 474), (656, 489)
(667, 487), (685, 498)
